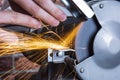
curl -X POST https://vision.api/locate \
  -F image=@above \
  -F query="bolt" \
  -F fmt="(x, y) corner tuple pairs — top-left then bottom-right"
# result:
(57, 51), (64, 57)
(80, 68), (84, 73)
(99, 3), (104, 9)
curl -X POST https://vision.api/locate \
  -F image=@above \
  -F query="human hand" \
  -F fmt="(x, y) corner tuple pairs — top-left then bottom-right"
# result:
(0, 10), (42, 43)
(9, 0), (67, 26)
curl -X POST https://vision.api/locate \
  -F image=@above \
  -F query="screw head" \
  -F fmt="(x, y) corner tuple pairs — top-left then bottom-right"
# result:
(80, 68), (84, 73)
(57, 51), (64, 57)
(99, 4), (104, 9)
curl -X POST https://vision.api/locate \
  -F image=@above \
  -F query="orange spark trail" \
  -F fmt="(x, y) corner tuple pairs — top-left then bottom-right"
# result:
(62, 23), (83, 47)
(0, 34), (68, 56)
(0, 22), (83, 80)
(0, 22), (83, 56)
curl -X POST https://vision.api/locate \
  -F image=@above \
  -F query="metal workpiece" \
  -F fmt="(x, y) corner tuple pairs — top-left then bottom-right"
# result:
(60, 0), (94, 19)
(48, 48), (76, 63)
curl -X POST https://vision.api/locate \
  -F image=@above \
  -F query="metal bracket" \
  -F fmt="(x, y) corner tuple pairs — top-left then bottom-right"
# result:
(48, 48), (75, 63)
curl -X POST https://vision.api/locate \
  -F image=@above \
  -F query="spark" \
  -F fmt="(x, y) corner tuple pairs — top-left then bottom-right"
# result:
(0, 22), (83, 79)
(0, 31), (67, 56)
(62, 23), (83, 47)
(0, 23), (83, 56)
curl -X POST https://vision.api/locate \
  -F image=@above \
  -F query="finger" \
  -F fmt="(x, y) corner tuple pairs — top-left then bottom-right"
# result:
(12, 0), (60, 26)
(0, 10), (41, 29)
(9, 0), (31, 15)
(34, 0), (66, 21)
